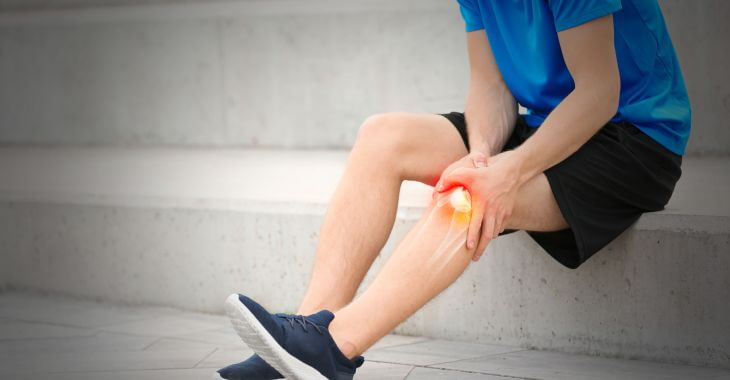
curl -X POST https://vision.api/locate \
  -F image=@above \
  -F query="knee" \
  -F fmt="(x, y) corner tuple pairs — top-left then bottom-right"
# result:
(354, 113), (414, 160)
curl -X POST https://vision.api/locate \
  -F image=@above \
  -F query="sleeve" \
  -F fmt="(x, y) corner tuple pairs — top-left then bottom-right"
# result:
(547, 0), (622, 32)
(457, 0), (485, 32)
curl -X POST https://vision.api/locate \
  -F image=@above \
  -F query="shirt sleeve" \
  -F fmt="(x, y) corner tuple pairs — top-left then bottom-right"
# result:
(547, 0), (622, 32)
(457, 0), (485, 32)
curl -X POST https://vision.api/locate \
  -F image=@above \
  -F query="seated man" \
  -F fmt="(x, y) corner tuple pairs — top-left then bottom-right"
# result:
(217, 0), (689, 378)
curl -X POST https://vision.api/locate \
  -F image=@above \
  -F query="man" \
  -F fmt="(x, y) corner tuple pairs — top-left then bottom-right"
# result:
(217, 0), (689, 378)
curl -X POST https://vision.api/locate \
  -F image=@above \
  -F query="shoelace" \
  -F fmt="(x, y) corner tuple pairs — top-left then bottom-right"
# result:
(277, 314), (324, 334)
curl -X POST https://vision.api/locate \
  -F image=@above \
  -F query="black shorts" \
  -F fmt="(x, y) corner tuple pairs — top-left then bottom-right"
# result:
(441, 112), (682, 269)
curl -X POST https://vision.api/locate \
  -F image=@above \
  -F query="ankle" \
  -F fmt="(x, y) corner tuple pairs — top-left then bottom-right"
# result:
(329, 316), (361, 360)
(333, 337), (360, 360)
(297, 296), (350, 316)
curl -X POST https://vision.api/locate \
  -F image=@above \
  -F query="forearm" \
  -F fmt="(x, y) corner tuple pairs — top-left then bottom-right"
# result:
(510, 14), (620, 187)
(465, 79), (517, 156)
(512, 84), (619, 186)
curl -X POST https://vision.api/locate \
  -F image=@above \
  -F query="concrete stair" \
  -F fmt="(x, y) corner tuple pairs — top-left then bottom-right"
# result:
(1, 0), (729, 372)
(0, 0), (728, 154)
(0, 0), (469, 149)
(1, 146), (729, 368)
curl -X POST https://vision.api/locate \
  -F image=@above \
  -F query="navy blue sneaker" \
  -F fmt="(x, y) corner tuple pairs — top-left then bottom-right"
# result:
(215, 353), (283, 379)
(223, 294), (364, 380)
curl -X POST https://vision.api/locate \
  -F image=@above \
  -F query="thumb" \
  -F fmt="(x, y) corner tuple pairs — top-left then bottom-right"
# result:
(471, 152), (487, 168)
(436, 167), (474, 192)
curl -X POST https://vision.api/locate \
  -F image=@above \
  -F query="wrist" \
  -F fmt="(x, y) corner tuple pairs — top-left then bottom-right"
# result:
(469, 146), (491, 156)
(511, 148), (539, 186)
(468, 140), (492, 156)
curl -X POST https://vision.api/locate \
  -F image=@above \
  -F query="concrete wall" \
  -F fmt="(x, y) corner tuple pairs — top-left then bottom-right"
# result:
(0, 0), (727, 153)
(0, 0), (229, 11)
(0, 0), (468, 148)
(661, 0), (730, 155)
(2, 200), (728, 367)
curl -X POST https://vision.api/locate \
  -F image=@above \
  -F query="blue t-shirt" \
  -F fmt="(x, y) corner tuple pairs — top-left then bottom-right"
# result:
(457, 0), (691, 155)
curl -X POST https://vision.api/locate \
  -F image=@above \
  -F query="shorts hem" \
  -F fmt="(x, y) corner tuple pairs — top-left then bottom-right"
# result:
(542, 169), (588, 269)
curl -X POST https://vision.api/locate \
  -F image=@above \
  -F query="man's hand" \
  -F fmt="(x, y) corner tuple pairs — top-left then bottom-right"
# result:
(433, 152), (489, 200)
(436, 150), (522, 261)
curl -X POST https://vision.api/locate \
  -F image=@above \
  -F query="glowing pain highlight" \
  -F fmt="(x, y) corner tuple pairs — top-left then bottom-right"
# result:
(399, 186), (473, 263)
(424, 186), (473, 270)
(441, 186), (471, 227)
(449, 186), (471, 213)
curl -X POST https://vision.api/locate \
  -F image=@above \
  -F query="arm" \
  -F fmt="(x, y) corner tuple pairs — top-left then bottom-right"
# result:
(433, 30), (517, 258)
(464, 31), (517, 156)
(434, 31), (516, 197)
(438, 14), (621, 253)
(512, 14), (620, 185)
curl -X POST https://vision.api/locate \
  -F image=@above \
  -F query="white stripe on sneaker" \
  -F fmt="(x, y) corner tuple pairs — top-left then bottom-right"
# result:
(224, 294), (328, 380)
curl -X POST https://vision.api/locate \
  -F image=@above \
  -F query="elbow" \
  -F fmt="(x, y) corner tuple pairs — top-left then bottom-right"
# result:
(600, 67), (621, 117)
(577, 73), (620, 121)
(605, 74), (621, 116)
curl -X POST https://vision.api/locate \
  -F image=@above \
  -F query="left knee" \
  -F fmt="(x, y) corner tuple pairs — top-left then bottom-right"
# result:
(355, 113), (416, 160)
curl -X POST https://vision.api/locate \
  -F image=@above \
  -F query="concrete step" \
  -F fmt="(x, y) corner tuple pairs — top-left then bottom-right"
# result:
(0, 0), (728, 154)
(0, 0), (468, 149)
(0, 146), (729, 368)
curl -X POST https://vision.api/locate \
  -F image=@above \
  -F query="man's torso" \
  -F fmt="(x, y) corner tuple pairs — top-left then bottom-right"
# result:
(457, 0), (691, 155)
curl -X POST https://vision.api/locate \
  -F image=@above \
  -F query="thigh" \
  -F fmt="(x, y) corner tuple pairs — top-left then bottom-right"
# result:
(503, 120), (682, 269)
(356, 112), (468, 185)
(507, 173), (568, 232)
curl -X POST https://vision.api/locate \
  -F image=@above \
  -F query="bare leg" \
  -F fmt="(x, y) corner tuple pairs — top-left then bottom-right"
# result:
(506, 173), (567, 231)
(329, 172), (567, 357)
(297, 113), (468, 314)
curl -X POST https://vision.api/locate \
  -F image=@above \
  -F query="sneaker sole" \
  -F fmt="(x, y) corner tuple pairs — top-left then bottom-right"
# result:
(212, 371), (284, 380)
(224, 294), (328, 380)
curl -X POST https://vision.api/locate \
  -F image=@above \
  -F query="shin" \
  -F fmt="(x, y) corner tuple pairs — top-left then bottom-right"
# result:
(329, 187), (474, 357)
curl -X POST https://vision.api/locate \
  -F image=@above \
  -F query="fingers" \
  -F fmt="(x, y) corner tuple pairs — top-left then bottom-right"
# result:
(492, 208), (503, 239)
(434, 166), (452, 191)
(494, 210), (508, 239)
(436, 167), (474, 192)
(435, 163), (457, 191)
(474, 207), (509, 261)
(471, 152), (487, 168)
(484, 210), (496, 244)
(472, 210), (495, 262)
(435, 152), (486, 191)
(466, 199), (484, 250)
(473, 217), (490, 261)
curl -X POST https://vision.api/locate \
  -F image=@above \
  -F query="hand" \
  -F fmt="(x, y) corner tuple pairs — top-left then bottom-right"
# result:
(433, 152), (489, 200)
(436, 151), (522, 261)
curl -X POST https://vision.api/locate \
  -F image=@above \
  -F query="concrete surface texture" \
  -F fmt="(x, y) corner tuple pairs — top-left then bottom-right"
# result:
(1, 147), (728, 368)
(0, 0), (468, 148)
(1, 0), (729, 374)
(0, 0), (727, 154)
(1, 291), (729, 380)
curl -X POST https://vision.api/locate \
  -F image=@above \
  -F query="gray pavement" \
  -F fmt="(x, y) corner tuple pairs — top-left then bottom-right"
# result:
(0, 292), (728, 379)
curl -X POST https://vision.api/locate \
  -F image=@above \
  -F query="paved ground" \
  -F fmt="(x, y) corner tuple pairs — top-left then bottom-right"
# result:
(0, 292), (728, 380)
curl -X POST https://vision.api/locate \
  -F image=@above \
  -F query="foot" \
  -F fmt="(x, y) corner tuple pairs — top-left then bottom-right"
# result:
(215, 353), (283, 379)
(223, 294), (364, 380)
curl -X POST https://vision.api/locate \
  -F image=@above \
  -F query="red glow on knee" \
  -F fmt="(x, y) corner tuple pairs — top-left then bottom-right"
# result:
(449, 187), (471, 213)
